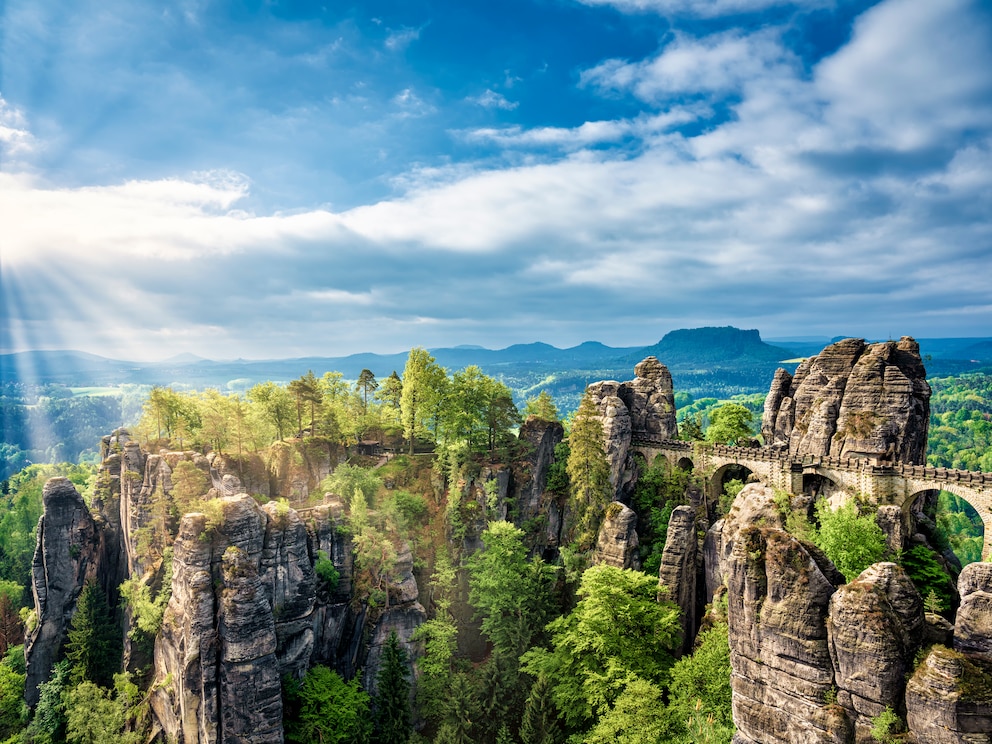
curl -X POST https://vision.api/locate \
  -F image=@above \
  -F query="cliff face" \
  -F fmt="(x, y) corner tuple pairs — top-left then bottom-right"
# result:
(591, 502), (640, 570)
(24, 478), (104, 706)
(761, 337), (930, 464)
(723, 486), (992, 744)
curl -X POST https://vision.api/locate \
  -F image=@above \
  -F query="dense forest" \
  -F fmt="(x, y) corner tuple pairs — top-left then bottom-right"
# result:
(0, 347), (988, 743)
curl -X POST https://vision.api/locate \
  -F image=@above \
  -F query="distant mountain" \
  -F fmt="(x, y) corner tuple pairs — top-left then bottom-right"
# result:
(629, 327), (791, 366)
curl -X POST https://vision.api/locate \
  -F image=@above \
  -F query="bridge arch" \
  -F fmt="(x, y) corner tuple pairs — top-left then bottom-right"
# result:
(677, 456), (695, 472)
(711, 462), (755, 503)
(906, 487), (986, 567)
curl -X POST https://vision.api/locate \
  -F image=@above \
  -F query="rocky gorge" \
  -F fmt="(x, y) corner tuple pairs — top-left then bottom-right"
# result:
(18, 338), (992, 742)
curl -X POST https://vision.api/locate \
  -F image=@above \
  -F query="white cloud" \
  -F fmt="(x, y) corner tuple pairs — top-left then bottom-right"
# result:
(391, 88), (435, 118)
(581, 29), (797, 101)
(0, 96), (36, 156)
(469, 89), (519, 110)
(385, 25), (422, 52)
(576, 0), (829, 18)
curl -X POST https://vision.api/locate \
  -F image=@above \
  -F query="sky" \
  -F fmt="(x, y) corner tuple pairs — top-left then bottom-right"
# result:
(1, 0), (991, 362)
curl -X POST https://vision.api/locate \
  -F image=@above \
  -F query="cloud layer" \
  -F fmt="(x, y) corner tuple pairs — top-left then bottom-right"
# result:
(2, 0), (991, 360)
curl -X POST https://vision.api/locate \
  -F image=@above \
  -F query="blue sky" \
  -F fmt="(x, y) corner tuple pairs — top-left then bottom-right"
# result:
(2, 0), (991, 361)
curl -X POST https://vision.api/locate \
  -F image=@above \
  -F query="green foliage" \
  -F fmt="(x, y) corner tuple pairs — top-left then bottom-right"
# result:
(284, 665), (372, 744)
(678, 414), (704, 442)
(521, 565), (681, 729)
(870, 706), (903, 743)
(811, 499), (886, 582)
(118, 548), (172, 637)
(582, 678), (678, 744)
(391, 491), (429, 528)
(704, 403), (755, 446)
(934, 491), (984, 566)
(927, 374), (992, 472)
(718, 479), (744, 518)
(314, 551), (340, 593)
(64, 681), (142, 744)
(321, 464), (382, 509)
(25, 660), (69, 744)
(519, 675), (563, 744)
(667, 622), (734, 744)
(375, 632), (411, 744)
(443, 366), (520, 456)
(433, 673), (479, 744)
(65, 581), (121, 688)
(401, 348), (448, 453)
(0, 660), (26, 741)
(565, 394), (613, 549)
(468, 521), (558, 659)
(901, 545), (956, 615)
(631, 458), (692, 576)
(524, 391), (560, 423)
(545, 442), (570, 497)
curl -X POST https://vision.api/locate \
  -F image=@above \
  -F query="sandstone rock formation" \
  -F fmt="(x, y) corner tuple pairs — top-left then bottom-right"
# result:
(762, 337), (930, 464)
(827, 563), (924, 739)
(953, 562), (992, 661)
(591, 502), (640, 570)
(657, 505), (700, 656)
(905, 645), (992, 742)
(514, 417), (565, 523)
(728, 525), (846, 744)
(24, 477), (104, 706)
(584, 357), (679, 501)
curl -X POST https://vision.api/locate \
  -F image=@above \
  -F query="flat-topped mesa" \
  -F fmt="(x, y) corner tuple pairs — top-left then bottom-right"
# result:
(761, 337), (930, 465)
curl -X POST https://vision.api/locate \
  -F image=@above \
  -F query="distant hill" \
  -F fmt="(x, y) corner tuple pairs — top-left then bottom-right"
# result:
(629, 327), (791, 366)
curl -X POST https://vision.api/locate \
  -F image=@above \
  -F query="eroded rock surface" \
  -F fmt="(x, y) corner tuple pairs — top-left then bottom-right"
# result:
(591, 502), (640, 570)
(954, 562), (992, 661)
(906, 645), (992, 743)
(24, 478), (103, 706)
(761, 337), (930, 464)
(827, 563), (924, 739)
(658, 505), (699, 656)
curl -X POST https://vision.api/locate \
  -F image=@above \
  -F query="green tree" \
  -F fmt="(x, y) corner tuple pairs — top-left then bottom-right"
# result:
(375, 631), (411, 744)
(0, 659), (26, 741)
(704, 403), (754, 446)
(678, 414), (704, 442)
(65, 581), (121, 688)
(523, 391), (559, 423)
(288, 371), (324, 435)
(64, 681), (141, 744)
(468, 521), (557, 659)
(357, 370), (379, 410)
(376, 372), (403, 412)
(519, 675), (563, 744)
(25, 660), (69, 744)
(400, 349), (447, 454)
(667, 622), (733, 744)
(321, 464), (382, 509)
(565, 393), (612, 549)
(812, 499), (886, 582)
(583, 678), (677, 744)
(521, 565), (681, 729)
(284, 665), (372, 744)
(414, 551), (458, 726)
(247, 381), (295, 442)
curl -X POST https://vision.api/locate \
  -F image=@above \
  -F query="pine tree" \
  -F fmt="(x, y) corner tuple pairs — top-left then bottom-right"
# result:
(374, 631), (411, 744)
(565, 392), (612, 549)
(65, 580), (121, 688)
(519, 675), (562, 744)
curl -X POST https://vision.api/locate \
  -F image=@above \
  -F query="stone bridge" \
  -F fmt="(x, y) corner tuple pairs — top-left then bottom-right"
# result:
(632, 437), (992, 558)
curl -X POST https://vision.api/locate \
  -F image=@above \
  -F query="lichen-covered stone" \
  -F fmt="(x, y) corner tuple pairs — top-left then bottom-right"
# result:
(591, 502), (640, 570)
(905, 645), (992, 743)
(827, 562), (924, 739)
(728, 526), (845, 744)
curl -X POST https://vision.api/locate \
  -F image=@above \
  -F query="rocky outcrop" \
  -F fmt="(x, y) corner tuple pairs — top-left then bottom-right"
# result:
(658, 505), (699, 656)
(905, 645), (992, 743)
(728, 524), (846, 744)
(618, 356), (678, 440)
(152, 495), (288, 743)
(591, 502), (640, 570)
(761, 337), (930, 464)
(585, 381), (633, 496)
(24, 478), (104, 706)
(514, 417), (565, 522)
(827, 563), (924, 739)
(954, 562), (992, 661)
(584, 357), (679, 500)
